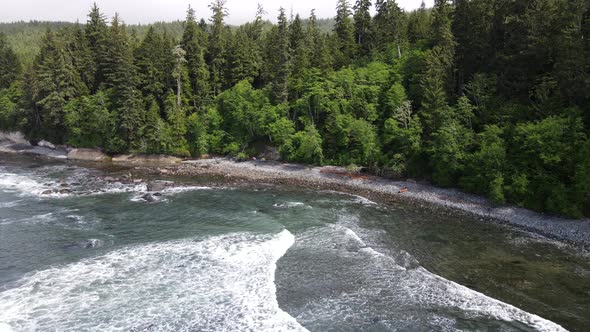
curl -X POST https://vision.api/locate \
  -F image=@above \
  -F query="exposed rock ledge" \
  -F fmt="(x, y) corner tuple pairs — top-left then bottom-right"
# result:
(67, 148), (111, 162)
(112, 154), (182, 165)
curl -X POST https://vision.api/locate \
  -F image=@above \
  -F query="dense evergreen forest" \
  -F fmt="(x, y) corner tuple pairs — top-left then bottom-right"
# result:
(0, 0), (589, 218)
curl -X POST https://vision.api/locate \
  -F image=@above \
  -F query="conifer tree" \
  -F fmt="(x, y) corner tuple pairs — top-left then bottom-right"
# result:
(0, 32), (20, 90)
(207, 0), (229, 95)
(269, 8), (291, 104)
(85, 3), (109, 92)
(407, 1), (430, 44)
(289, 14), (309, 99)
(353, 0), (373, 56)
(134, 27), (167, 101)
(103, 14), (143, 151)
(182, 6), (209, 110)
(334, 0), (356, 67)
(66, 25), (94, 92)
(373, 0), (405, 56)
(31, 29), (84, 143)
(307, 10), (332, 72)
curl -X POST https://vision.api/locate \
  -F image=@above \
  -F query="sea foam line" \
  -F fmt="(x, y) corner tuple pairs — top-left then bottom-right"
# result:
(0, 230), (307, 332)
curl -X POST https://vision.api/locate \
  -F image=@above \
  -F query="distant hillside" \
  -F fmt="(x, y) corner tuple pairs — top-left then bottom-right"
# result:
(0, 17), (335, 66)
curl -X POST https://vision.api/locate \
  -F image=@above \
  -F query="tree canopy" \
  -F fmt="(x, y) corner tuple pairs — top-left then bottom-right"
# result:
(1, 0), (589, 218)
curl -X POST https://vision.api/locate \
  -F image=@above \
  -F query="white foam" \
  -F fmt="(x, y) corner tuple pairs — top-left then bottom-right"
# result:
(0, 230), (307, 332)
(161, 186), (213, 194)
(0, 322), (14, 332)
(351, 195), (377, 206)
(290, 223), (566, 331)
(0, 172), (46, 197)
(0, 201), (21, 208)
(273, 202), (309, 209)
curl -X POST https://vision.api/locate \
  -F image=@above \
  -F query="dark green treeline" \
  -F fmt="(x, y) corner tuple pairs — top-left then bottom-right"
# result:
(1, 0), (590, 218)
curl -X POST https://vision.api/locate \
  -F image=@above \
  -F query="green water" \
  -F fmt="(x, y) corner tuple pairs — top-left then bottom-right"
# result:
(0, 154), (588, 331)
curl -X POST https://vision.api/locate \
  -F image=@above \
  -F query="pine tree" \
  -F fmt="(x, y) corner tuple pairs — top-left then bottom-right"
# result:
(207, 0), (229, 96)
(65, 25), (94, 92)
(32, 29), (84, 143)
(269, 8), (291, 104)
(353, 0), (373, 56)
(289, 14), (309, 99)
(373, 0), (405, 56)
(0, 32), (20, 89)
(228, 27), (261, 86)
(452, 0), (493, 90)
(85, 3), (109, 92)
(134, 27), (167, 101)
(334, 0), (356, 67)
(103, 14), (143, 152)
(182, 6), (209, 110)
(307, 10), (333, 72)
(407, 1), (431, 44)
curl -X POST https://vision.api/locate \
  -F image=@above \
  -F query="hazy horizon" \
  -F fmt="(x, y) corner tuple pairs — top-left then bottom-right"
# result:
(1, 0), (433, 25)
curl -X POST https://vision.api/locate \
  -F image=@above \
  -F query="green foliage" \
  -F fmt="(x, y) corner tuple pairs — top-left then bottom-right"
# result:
(460, 125), (506, 203)
(428, 119), (473, 187)
(0, 33), (20, 90)
(290, 124), (324, 164)
(3, 2), (590, 218)
(334, 0), (356, 67)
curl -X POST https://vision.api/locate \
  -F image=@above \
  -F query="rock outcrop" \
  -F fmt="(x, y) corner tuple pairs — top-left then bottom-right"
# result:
(67, 149), (111, 162)
(112, 154), (182, 165)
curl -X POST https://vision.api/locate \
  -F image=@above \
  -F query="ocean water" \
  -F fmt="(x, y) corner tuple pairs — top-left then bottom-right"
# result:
(0, 154), (588, 331)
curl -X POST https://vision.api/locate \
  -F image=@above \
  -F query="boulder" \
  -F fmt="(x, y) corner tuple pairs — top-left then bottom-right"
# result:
(112, 154), (182, 165)
(38, 140), (56, 150)
(67, 149), (111, 162)
(41, 190), (54, 195)
(141, 193), (157, 203)
(59, 189), (72, 194)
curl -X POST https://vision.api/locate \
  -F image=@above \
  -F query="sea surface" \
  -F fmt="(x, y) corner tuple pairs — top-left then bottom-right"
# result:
(0, 154), (588, 331)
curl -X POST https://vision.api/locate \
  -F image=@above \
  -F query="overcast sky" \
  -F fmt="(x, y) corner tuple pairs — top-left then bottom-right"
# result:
(1, 0), (433, 25)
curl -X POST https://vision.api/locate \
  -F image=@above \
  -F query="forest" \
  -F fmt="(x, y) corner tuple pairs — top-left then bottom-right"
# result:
(0, 0), (589, 218)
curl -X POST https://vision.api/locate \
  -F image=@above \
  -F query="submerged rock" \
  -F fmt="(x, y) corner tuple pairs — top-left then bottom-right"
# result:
(141, 193), (157, 203)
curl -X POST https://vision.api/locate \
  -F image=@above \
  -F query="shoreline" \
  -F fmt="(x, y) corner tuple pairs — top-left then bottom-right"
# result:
(1, 140), (590, 249)
(136, 159), (590, 250)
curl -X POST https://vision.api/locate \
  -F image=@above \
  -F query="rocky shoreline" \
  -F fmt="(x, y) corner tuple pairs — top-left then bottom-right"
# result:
(2, 131), (589, 249)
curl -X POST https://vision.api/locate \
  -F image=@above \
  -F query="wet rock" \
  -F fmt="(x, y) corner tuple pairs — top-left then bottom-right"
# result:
(60, 183), (69, 187)
(133, 179), (143, 184)
(141, 193), (157, 203)
(38, 140), (56, 150)
(41, 190), (53, 195)
(67, 148), (111, 162)
(104, 177), (118, 182)
(59, 189), (72, 194)
(70, 182), (81, 186)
